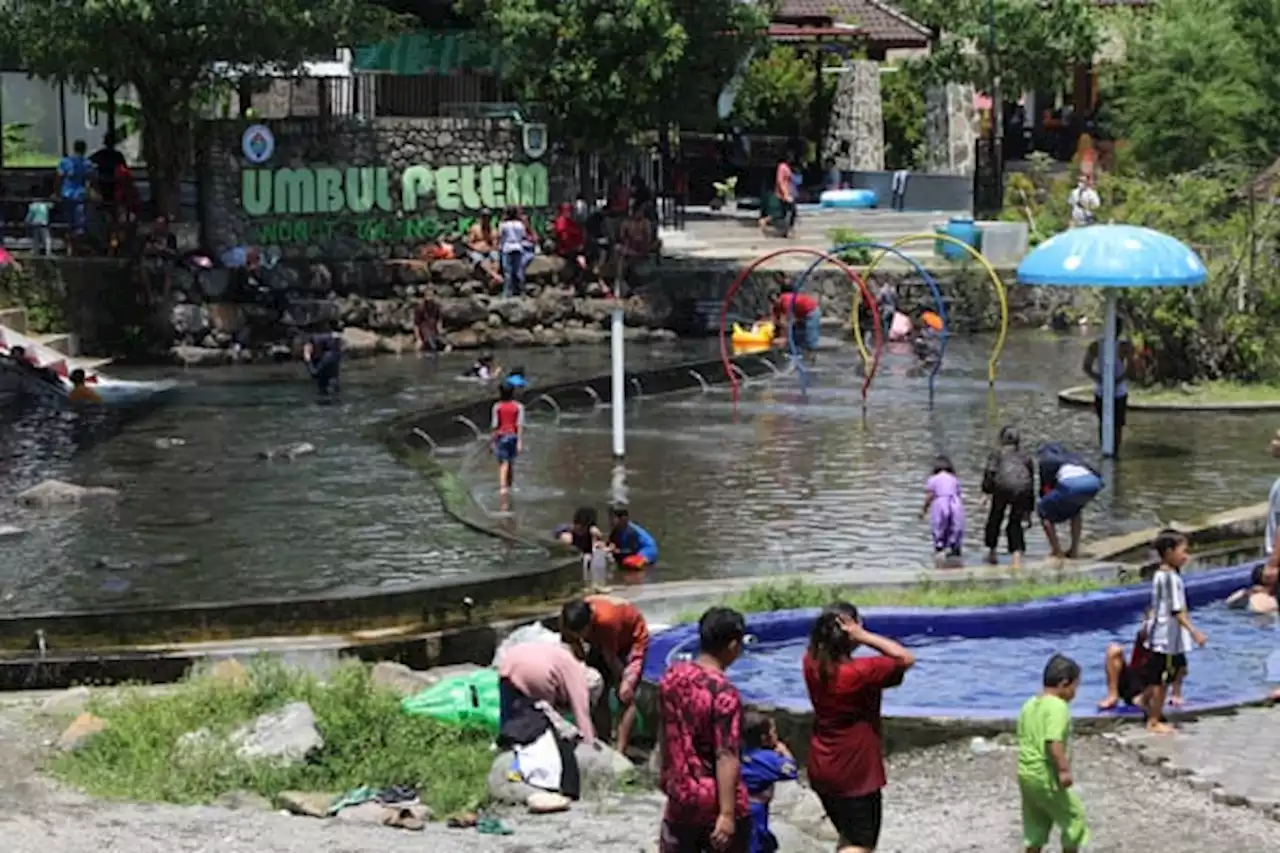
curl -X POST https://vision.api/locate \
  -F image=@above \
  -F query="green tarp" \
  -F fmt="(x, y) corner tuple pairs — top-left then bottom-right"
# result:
(353, 30), (502, 75)
(401, 668), (502, 732)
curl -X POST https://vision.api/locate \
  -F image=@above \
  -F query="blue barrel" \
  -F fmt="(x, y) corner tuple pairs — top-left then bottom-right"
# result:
(935, 217), (981, 261)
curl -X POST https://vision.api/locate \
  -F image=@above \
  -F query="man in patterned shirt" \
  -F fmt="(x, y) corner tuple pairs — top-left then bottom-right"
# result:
(658, 607), (750, 853)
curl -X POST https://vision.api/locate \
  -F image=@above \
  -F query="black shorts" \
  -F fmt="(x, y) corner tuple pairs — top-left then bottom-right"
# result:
(1142, 652), (1187, 688)
(1093, 393), (1128, 427)
(817, 790), (882, 850)
(1118, 665), (1144, 704)
(659, 817), (752, 853)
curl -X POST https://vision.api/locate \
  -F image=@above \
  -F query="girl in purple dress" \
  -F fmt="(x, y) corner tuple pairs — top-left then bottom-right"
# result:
(922, 454), (965, 566)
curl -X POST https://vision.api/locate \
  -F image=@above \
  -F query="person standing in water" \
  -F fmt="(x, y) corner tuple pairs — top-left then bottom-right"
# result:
(981, 426), (1036, 569)
(1082, 322), (1135, 455)
(922, 454), (965, 566)
(302, 324), (343, 397)
(490, 381), (525, 495)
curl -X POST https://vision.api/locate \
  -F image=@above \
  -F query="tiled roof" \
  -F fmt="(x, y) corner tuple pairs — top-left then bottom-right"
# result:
(775, 0), (932, 46)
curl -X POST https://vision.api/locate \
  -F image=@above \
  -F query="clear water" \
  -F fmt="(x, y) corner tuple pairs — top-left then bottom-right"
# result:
(0, 342), (713, 613)
(726, 604), (1280, 716)
(494, 331), (1280, 581)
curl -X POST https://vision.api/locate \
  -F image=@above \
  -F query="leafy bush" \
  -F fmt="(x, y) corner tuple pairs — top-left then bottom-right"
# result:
(827, 227), (874, 265)
(51, 660), (493, 814)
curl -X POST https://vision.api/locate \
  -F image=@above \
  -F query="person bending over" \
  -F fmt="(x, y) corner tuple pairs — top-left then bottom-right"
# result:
(607, 505), (659, 570)
(561, 594), (650, 758)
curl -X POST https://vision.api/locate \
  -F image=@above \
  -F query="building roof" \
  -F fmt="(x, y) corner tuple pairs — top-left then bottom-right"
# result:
(775, 0), (932, 47)
(769, 24), (867, 43)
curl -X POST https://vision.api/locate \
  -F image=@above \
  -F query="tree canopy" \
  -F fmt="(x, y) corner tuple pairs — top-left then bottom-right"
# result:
(728, 47), (826, 138)
(1114, 0), (1280, 175)
(897, 0), (1101, 98)
(459, 0), (767, 151)
(2, 0), (403, 214)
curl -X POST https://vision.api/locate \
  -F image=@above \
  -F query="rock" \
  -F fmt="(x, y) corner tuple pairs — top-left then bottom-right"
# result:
(526, 255), (567, 282)
(230, 701), (323, 765)
(445, 328), (485, 350)
(153, 437), (187, 450)
(341, 327), (382, 358)
(378, 333), (415, 354)
(170, 303), (209, 340)
(215, 790), (274, 811)
(526, 791), (573, 814)
(172, 345), (232, 367)
(574, 298), (613, 326)
(0, 524), (27, 538)
(431, 260), (474, 283)
(40, 686), (92, 717)
(257, 442), (316, 461)
(58, 712), (108, 751)
(769, 819), (827, 853)
(564, 327), (608, 345)
(276, 790), (336, 818)
(206, 303), (247, 334)
(650, 328), (677, 341)
(532, 326), (567, 346)
(535, 288), (575, 324)
(205, 658), (250, 688)
(370, 661), (434, 697)
(492, 297), (540, 327)
(488, 750), (544, 805)
(440, 295), (490, 326)
(489, 327), (535, 347)
(421, 663), (484, 683)
(17, 480), (120, 508)
(575, 741), (633, 792)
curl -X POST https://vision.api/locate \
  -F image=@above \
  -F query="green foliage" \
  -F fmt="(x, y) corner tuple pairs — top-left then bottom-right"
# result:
(51, 660), (492, 814)
(674, 576), (1109, 622)
(729, 47), (819, 136)
(898, 0), (1101, 97)
(2, 122), (37, 160)
(460, 0), (766, 151)
(827, 227), (873, 265)
(881, 64), (926, 171)
(0, 264), (67, 334)
(712, 176), (738, 200)
(1, 0), (403, 215)
(1115, 0), (1279, 175)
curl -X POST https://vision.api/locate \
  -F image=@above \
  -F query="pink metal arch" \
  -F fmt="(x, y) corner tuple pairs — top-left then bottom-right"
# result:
(718, 247), (884, 402)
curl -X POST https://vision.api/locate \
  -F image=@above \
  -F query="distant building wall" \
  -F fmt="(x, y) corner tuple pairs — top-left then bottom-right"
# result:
(1, 74), (141, 160)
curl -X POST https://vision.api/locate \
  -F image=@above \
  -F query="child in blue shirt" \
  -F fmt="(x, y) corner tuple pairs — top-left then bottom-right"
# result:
(606, 505), (658, 570)
(504, 365), (529, 389)
(741, 710), (798, 853)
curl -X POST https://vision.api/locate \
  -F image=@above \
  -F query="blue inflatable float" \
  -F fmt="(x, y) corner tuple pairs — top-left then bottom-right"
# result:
(819, 188), (878, 210)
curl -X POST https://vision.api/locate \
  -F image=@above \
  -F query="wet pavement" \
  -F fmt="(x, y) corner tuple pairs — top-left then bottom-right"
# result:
(479, 330), (1280, 582)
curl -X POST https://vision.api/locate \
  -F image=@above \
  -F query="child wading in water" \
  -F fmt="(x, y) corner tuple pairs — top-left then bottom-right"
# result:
(490, 382), (525, 495)
(1142, 529), (1207, 733)
(1017, 654), (1088, 853)
(922, 454), (965, 566)
(981, 426), (1035, 569)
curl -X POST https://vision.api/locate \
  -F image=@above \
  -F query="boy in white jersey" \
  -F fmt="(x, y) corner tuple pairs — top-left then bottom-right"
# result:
(1141, 529), (1207, 734)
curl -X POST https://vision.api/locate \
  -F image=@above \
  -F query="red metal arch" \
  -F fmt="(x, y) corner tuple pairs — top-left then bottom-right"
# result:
(718, 248), (884, 402)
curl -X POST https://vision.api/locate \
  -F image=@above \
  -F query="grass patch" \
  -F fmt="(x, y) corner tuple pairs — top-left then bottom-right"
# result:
(3, 151), (61, 167)
(1128, 380), (1280, 406)
(50, 660), (492, 814)
(675, 576), (1111, 622)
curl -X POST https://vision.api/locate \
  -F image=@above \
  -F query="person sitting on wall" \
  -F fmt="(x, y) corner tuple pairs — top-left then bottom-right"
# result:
(553, 202), (589, 291)
(465, 209), (503, 287)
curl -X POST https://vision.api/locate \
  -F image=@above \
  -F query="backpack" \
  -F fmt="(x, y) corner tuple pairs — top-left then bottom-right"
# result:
(987, 447), (1033, 497)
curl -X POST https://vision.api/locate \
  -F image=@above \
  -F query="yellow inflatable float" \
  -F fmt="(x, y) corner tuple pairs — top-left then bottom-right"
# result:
(731, 321), (776, 350)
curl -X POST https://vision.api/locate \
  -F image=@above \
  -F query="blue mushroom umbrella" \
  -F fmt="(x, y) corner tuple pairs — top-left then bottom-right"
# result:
(1016, 224), (1207, 458)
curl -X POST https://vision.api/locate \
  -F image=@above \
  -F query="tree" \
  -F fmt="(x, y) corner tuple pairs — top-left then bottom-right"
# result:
(1116, 0), (1280, 175)
(459, 0), (766, 152)
(1, 0), (402, 217)
(729, 47), (822, 137)
(881, 63), (926, 170)
(897, 0), (1101, 98)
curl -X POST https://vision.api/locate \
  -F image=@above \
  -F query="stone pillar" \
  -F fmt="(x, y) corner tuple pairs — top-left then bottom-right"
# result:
(923, 83), (979, 176)
(822, 60), (884, 172)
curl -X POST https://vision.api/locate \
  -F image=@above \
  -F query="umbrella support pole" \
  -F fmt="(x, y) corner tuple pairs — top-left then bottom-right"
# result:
(1101, 291), (1118, 458)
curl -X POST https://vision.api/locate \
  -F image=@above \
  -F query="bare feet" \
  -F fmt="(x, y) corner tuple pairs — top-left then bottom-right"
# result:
(1169, 695), (1185, 708)
(1146, 720), (1175, 735)
(1271, 688), (1280, 702)
(1097, 695), (1120, 711)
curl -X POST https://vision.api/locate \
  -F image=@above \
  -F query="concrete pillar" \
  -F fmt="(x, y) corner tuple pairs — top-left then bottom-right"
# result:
(923, 83), (979, 176)
(822, 60), (884, 172)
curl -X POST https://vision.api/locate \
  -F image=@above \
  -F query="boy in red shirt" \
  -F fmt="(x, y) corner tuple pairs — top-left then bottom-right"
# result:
(490, 382), (525, 494)
(771, 276), (821, 361)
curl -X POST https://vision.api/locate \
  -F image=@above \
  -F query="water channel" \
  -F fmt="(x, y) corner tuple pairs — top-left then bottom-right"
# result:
(2, 330), (1274, 614)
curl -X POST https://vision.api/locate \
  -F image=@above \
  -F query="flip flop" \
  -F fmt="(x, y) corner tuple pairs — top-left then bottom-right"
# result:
(476, 815), (514, 835)
(446, 811), (478, 829)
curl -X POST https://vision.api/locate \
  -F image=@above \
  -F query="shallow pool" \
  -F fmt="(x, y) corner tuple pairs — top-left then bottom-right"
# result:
(725, 604), (1279, 718)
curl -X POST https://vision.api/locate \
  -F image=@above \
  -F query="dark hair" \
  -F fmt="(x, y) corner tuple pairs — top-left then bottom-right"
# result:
(742, 710), (773, 749)
(499, 382), (515, 401)
(510, 365), (525, 377)
(999, 425), (1021, 449)
(73, 139), (87, 154)
(572, 506), (597, 528)
(478, 353), (493, 364)
(1153, 528), (1188, 559)
(932, 454), (955, 475)
(807, 601), (859, 683)
(610, 504), (630, 521)
(1043, 653), (1081, 687)
(561, 599), (592, 633)
(502, 206), (517, 220)
(698, 607), (746, 655)
(69, 368), (86, 384)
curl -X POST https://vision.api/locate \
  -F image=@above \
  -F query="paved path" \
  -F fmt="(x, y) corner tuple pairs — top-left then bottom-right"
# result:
(1107, 707), (1280, 819)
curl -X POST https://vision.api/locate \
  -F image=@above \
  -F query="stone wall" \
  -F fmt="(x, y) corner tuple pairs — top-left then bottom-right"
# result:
(823, 61), (885, 173)
(201, 117), (563, 265)
(923, 84), (978, 176)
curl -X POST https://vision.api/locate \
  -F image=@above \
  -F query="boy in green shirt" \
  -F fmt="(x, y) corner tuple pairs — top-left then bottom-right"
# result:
(1017, 653), (1088, 852)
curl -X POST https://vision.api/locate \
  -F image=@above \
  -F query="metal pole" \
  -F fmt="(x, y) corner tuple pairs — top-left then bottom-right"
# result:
(1100, 291), (1118, 458)
(987, 0), (1003, 213)
(58, 81), (68, 156)
(611, 254), (626, 459)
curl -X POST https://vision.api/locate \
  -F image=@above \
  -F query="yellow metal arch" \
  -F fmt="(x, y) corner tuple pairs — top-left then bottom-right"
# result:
(851, 232), (1009, 386)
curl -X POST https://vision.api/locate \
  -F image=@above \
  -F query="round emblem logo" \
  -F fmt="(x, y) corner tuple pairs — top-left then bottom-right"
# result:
(241, 124), (275, 164)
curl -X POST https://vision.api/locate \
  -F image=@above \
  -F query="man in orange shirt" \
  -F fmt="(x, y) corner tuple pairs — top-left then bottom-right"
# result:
(561, 594), (650, 757)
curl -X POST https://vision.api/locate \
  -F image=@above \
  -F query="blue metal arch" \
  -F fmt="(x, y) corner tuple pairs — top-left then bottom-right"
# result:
(791, 241), (949, 400)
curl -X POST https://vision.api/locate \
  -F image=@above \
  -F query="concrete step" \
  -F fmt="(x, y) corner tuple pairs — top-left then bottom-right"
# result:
(0, 307), (29, 335)
(32, 332), (73, 356)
